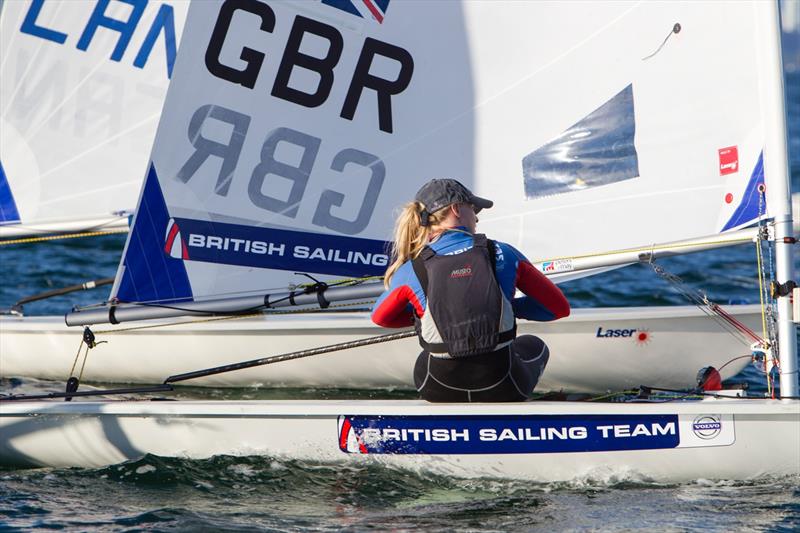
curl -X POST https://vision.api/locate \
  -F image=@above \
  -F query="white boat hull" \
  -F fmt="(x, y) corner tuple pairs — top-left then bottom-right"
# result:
(1, 398), (797, 483)
(0, 305), (760, 392)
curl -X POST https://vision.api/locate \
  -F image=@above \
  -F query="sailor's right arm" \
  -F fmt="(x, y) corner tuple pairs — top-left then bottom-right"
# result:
(371, 264), (424, 328)
(513, 260), (570, 320)
(499, 243), (570, 321)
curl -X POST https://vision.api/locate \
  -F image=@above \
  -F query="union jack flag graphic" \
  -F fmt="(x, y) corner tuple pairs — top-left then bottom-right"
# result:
(321, 0), (390, 24)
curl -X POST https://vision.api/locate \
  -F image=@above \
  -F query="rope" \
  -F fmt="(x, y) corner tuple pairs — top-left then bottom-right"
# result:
(755, 227), (769, 346)
(65, 291), (376, 388)
(754, 225), (774, 398)
(65, 274), (379, 386)
(0, 227), (128, 246)
(649, 263), (762, 347)
(68, 338), (87, 378)
(77, 347), (91, 382)
(90, 300), (376, 336)
(755, 187), (779, 398)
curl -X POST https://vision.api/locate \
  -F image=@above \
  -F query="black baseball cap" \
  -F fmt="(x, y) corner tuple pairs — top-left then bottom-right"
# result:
(414, 179), (493, 226)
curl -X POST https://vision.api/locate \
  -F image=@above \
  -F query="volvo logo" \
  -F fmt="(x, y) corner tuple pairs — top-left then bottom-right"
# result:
(692, 415), (722, 440)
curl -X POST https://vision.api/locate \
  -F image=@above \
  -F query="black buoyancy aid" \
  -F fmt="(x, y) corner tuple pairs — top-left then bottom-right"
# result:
(411, 234), (516, 357)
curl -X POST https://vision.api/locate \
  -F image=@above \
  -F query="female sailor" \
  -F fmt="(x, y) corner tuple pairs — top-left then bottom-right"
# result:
(371, 178), (570, 402)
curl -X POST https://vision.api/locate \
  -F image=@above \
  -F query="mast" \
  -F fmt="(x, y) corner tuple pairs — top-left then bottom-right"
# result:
(759, 1), (798, 397)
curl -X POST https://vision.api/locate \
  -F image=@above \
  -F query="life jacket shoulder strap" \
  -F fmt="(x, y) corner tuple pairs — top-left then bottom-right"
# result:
(411, 246), (433, 296)
(474, 234), (498, 274)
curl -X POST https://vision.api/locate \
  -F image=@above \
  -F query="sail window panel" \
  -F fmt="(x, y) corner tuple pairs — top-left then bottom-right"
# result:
(522, 84), (639, 200)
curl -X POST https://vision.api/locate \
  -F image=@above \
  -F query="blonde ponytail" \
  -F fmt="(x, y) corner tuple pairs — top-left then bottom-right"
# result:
(384, 201), (450, 287)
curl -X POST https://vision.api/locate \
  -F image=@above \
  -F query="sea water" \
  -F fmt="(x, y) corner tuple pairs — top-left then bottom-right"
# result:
(1, 74), (798, 532)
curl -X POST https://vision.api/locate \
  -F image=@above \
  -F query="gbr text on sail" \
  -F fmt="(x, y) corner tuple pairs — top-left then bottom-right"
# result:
(177, 0), (414, 236)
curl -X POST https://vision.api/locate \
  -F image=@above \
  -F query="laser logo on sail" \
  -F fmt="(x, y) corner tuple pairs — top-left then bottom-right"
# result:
(718, 146), (739, 175)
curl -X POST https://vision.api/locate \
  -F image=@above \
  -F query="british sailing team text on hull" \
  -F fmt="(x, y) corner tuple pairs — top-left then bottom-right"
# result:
(2, 400), (798, 482)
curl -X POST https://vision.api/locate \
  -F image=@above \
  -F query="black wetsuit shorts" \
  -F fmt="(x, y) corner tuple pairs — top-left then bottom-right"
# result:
(413, 335), (550, 402)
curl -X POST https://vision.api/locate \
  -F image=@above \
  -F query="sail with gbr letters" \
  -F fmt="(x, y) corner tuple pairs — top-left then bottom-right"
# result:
(0, 0), (188, 238)
(108, 0), (776, 307)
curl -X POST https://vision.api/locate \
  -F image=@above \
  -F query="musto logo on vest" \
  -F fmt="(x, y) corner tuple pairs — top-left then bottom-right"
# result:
(450, 264), (473, 278)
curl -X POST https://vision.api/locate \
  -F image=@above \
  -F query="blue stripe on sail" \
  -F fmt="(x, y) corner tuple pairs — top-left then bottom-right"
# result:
(116, 164), (192, 303)
(522, 84), (639, 199)
(720, 151), (764, 232)
(0, 161), (21, 225)
(174, 218), (390, 278)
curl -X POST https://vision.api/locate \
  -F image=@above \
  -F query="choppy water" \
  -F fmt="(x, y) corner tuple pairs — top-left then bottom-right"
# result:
(0, 75), (798, 532)
(1, 457), (798, 532)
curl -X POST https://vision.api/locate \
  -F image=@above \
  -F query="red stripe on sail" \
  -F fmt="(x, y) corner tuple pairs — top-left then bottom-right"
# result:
(164, 223), (180, 255)
(362, 0), (383, 23)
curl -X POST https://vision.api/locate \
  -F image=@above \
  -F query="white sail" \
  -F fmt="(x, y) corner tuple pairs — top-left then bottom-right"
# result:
(0, 0), (188, 237)
(110, 0), (778, 305)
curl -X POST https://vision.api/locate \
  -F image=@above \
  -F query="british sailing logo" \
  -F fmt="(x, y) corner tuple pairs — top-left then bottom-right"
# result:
(321, 0), (391, 24)
(164, 218), (189, 260)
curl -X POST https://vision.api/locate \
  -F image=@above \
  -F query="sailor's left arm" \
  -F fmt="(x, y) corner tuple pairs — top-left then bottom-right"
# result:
(371, 264), (424, 328)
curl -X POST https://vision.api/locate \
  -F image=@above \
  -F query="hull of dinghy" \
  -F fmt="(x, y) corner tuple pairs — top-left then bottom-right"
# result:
(0, 399), (797, 482)
(0, 305), (758, 392)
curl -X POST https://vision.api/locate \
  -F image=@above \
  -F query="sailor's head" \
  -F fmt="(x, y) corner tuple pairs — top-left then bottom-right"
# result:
(414, 178), (493, 228)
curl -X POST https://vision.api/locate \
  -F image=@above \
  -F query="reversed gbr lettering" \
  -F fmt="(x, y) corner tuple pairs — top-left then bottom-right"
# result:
(176, 104), (385, 235)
